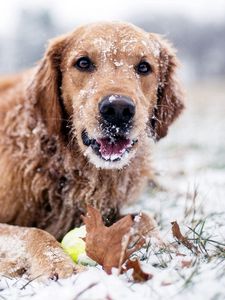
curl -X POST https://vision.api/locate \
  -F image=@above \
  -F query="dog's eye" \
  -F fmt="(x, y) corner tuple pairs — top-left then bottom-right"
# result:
(135, 61), (152, 75)
(75, 57), (95, 72)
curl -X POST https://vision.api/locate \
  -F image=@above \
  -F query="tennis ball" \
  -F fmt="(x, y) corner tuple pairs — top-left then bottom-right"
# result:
(61, 225), (96, 266)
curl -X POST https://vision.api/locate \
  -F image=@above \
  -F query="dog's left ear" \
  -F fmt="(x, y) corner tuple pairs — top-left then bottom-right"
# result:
(28, 34), (69, 135)
(149, 34), (184, 141)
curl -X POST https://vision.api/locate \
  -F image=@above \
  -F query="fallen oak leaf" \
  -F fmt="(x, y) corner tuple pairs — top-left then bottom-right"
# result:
(171, 221), (199, 254)
(132, 212), (165, 246)
(118, 225), (145, 273)
(83, 206), (164, 274)
(122, 258), (153, 282)
(82, 206), (147, 274)
(118, 212), (165, 273)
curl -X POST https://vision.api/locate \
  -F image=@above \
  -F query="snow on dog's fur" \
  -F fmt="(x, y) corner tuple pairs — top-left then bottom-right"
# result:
(0, 22), (184, 280)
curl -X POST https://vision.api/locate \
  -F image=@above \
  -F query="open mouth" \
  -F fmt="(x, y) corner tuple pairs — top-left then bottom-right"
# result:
(81, 130), (137, 162)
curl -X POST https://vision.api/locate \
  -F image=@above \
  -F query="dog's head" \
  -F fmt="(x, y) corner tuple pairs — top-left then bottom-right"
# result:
(31, 22), (184, 169)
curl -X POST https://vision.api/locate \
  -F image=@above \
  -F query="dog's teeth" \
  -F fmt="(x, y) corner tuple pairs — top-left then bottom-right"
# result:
(84, 131), (138, 164)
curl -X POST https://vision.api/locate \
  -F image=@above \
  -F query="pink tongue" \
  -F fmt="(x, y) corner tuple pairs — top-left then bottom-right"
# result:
(97, 138), (131, 158)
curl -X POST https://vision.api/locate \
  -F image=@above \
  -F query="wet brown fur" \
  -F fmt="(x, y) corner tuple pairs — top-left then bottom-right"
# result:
(0, 22), (184, 279)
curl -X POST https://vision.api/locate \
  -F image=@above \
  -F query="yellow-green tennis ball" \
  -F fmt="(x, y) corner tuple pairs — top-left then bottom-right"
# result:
(61, 225), (86, 263)
(61, 225), (96, 266)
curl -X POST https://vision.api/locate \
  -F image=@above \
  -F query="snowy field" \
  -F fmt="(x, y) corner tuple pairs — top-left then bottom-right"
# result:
(0, 80), (225, 299)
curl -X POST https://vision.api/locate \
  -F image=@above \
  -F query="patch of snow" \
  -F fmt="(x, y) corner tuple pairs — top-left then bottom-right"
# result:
(114, 60), (124, 67)
(108, 94), (119, 103)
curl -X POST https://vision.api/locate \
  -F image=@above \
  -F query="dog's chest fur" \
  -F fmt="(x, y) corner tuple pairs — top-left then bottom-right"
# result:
(0, 103), (150, 239)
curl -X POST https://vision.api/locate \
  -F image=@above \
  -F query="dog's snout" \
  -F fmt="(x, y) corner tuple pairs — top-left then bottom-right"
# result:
(99, 95), (135, 126)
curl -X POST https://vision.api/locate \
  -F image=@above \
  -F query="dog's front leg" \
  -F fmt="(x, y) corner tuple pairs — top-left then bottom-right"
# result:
(0, 224), (83, 281)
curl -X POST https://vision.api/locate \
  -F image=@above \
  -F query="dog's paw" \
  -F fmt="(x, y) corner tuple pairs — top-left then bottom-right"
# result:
(0, 225), (85, 281)
(29, 249), (85, 281)
(48, 264), (85, 281)
(35, 261), (85, 281)
(25, 228), (85, 281)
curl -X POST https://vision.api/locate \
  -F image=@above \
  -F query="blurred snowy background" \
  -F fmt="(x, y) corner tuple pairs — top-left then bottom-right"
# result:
(0, 0), (225, 84)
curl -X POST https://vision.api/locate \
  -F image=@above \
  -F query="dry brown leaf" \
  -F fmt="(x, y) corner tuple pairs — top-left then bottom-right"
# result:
(181, 259), (193, 268)
(123, 258), (153, 282)
(175, 252), (186, 257)
(171, 221), (199, 254)
(82, 206), (145, 274)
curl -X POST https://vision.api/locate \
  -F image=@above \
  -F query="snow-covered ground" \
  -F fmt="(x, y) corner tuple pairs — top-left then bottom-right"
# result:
(0, 80), (225, 299)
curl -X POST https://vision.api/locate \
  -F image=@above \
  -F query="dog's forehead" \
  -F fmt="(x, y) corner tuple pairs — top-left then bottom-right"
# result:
(71, 22), (160, 58)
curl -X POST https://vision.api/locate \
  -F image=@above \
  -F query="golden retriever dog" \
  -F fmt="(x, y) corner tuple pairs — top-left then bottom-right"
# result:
(0, 22), (184, 280)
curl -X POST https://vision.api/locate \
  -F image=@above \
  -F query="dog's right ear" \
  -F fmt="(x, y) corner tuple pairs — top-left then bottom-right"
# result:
(28, 34), (69, 135)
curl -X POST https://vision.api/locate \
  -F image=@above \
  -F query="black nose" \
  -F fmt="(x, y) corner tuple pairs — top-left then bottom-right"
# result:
(99, 95), (135, 126)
